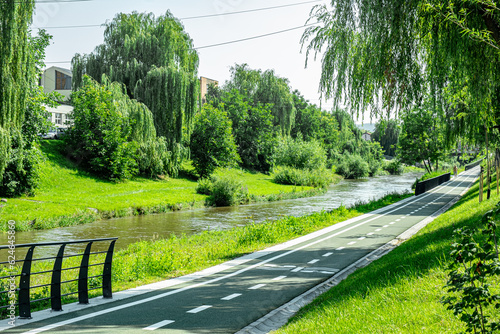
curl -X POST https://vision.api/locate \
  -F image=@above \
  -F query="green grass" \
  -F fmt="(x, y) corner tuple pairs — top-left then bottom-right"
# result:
(273, 172), (499, 333)
(0, 141), (322, 231)
(0, 191), (412, 318)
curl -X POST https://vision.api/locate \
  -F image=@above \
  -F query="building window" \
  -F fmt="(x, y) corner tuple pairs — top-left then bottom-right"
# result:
(55, 113), (62, 125)
(55, 70), (72, 90)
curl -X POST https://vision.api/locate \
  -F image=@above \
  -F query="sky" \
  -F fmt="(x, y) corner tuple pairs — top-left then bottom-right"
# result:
(32, 0), (374, 124)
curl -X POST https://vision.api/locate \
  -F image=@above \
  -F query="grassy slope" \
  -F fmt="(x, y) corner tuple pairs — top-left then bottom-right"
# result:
(274, 174), (500, 333)
(0, 141), (318, 231)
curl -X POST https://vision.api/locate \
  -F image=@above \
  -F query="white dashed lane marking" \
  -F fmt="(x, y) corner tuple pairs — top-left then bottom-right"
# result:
(367, 232), (374, 236)
(383, 225), (389, 228)
(308, 259), (320, 264)
(323, 252), (333, 257)
(273, 276), (287, 281)
(375, 228), (382, 232)
(249, 284), (266, 290)
(143, 320), (175, 331)
(291, 267), (303, 272)
(347, 241), (356, 245)
(335, 247), (345, 251)
(358, 237), (366, 240)
(221, 294), (241, 301)
(187, 305), (212, 314)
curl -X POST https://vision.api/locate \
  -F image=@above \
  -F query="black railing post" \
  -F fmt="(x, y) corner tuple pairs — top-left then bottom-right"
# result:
(19, 246), (35, 319)
(78, 242), (93, 304)
(50, 244), (66, 312)
(102, 240), (116, 299)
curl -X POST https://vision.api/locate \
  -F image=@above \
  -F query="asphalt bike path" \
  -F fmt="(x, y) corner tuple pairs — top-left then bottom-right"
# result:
(1, 167), (480, 334)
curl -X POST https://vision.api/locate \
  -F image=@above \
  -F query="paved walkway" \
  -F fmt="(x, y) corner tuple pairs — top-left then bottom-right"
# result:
(1, 167), (479, 334)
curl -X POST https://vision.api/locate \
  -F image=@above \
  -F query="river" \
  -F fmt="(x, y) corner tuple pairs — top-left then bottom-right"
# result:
(10, 172), (422, 257)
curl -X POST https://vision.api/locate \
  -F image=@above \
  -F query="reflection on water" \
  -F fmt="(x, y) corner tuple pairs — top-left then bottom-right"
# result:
(6, 173), (421, 257)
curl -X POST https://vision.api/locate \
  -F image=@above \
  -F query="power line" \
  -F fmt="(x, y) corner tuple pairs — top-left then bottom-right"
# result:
(194, 23), (318, 50)
(32, 0), (325, 29)
(44, 22), (319, 64)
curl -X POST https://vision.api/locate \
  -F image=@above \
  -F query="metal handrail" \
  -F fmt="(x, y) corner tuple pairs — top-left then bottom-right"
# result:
(0, 238), (117, 319)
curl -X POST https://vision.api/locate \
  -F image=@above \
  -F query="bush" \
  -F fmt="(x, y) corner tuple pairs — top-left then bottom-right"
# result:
(384, 159), (405, 175)
(336, 153), (370, 179)
(190, 105), (241, 178)
(0, 129), (42, 197)
(273, 136), (327, 170)
(206, 174), (249, 207)
(196, 177), (213, 195)
(272, 166), (334, 188)
(65, 76), (138, 181)
(136, 137), (174, 178)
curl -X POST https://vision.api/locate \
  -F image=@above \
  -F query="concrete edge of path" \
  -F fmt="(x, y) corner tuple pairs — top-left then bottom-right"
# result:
(0, 192), (418, 331)
(235, 172), (477, 334)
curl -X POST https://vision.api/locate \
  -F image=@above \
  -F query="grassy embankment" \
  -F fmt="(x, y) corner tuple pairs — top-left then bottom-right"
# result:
(0, 191), (411, 318)
(0, 141), (339, 231)
(274, 170), (499, 333)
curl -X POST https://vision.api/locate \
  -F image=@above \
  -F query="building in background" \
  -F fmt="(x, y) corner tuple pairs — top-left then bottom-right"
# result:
(362, 131), (372, 141)
(40, 66), (74, 127)
(200, 76), (218, 105)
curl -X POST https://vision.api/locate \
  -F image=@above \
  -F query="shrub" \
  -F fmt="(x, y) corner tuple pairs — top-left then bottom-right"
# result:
(272, 136), (327, 170)
(136, 137), (174, 178)
(206, 174), (249, 207)
(336, 153), (370, 179)
(384, 159), (405, 175)
(190, 105), (241, 178)
(0, 129), (42, 197)
(272, 166), (334, 188)
(65, 76), (138, 181)
(196, 177), (213, 195)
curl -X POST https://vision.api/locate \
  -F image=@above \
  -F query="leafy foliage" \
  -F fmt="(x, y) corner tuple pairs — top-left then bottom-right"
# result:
(272, 166), (334, 188)
(272, 136), (327, 170)
(190, 105), (240, 179)
(398, 106), (445, 173)
(336, 153), (370, 179)
(372, 119), (400, 157)
(65, 76), (138, 181)
(442, 205), (500, 333)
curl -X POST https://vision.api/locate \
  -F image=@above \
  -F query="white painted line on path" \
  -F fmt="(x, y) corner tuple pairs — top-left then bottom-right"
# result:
(187, 305), (212, 314)
(221, 294), (242, 301)
(367, 232), (374, 236)
(389, 222), (395, 225)
(249, 284), (266, 290)
(395, 219), (401, 222)
(347, 241), (356, 245)
(375, 229), (382, 232)
(291, 267), (303, 272)
(335, 247), (345, 251)
(143, 320), (175, 331)
(358, 237), (366, 240)
(308, 259), (320, 264)
(273, 276), (287, 281)
(323, 252), (333, 257)
(383, 225), (389, 228)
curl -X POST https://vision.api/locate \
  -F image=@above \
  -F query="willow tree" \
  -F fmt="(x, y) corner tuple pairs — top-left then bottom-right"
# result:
(302, 0), (500, 133)
(72, 11), (199, 165)
(0, 1), (35, 182)
(224, 64), (296, 136)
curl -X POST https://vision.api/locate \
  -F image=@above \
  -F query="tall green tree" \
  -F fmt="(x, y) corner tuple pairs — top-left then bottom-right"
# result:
(190, 105), (240, 178)
(372, 119), (400, 157)
(72, 11), (199, 170)
(0, 1), (35, 181)
(224, 64), (296, 136)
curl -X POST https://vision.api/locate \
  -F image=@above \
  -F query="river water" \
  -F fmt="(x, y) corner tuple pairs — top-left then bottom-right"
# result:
(10, 172), (422, 257)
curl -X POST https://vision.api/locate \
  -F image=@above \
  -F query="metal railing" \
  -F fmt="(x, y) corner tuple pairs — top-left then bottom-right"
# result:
(465, 158), (484, 171)
(0, 238), (117, 319)
(415, 173), (451, 196)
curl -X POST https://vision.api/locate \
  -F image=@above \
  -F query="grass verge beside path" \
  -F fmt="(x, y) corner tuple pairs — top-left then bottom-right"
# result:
(273, 173), (500, 333)
(0, 191), (411, 318)
(0, 141), (324, 232)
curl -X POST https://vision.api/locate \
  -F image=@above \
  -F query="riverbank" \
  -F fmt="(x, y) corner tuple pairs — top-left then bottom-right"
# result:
(273, 171), (499, 332)
(0, 141), (335, 232)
